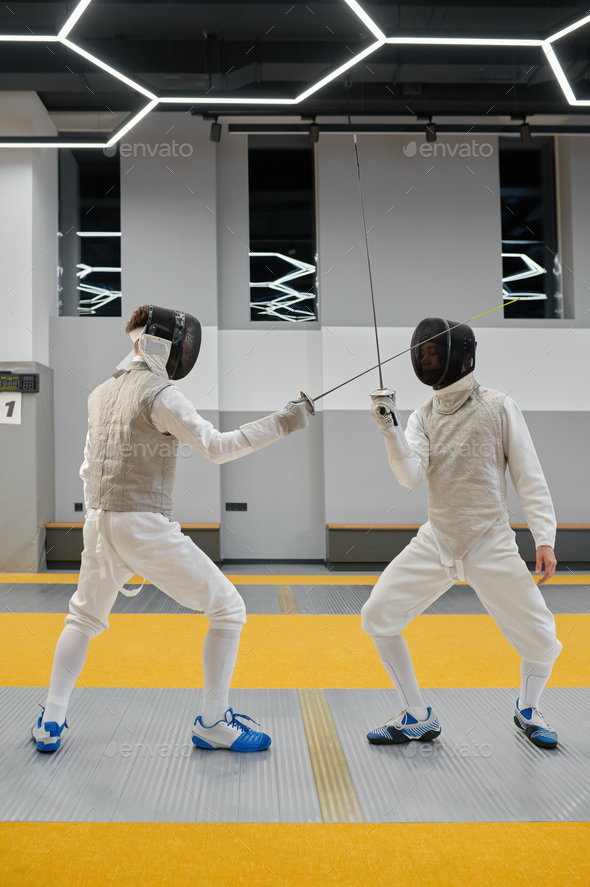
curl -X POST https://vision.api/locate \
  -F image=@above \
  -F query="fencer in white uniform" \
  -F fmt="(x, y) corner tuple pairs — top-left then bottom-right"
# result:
(32, 304), (313, 753)
(362, 317), (561, 749)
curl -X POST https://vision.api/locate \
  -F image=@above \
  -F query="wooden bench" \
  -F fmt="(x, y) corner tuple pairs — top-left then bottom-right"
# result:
(45, 522), (221, 566)
(326, 524), (590, 568)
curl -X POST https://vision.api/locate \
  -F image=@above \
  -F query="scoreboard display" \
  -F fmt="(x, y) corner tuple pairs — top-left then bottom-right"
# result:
(0, 373), (39, 393)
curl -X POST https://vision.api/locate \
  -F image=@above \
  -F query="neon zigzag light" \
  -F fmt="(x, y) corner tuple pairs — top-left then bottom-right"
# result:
(0, 0), (589, 148)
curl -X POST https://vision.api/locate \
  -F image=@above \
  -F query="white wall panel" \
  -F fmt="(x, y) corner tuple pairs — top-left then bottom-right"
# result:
(321, 326), (590, 411)
(0, 93), (57, 363)
(218, 329), (323, 412)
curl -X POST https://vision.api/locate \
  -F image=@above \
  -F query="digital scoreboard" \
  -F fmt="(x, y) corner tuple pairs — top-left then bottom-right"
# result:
(0, 373), (39, 393)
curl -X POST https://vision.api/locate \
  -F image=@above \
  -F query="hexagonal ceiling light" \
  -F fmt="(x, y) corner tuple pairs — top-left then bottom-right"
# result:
(0, 0), (588, 148)
(0, 0), (159, 147)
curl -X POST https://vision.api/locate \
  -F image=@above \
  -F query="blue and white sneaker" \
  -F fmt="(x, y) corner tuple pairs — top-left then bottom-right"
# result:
(31, 707), (68, 752)
(367, 707), (441, 744)
(192, 708), (271, 752)
(514, 698), (558, 749)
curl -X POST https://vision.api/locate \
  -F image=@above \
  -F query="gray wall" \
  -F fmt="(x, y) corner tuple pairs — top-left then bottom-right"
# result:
(58, 149), (80, 316)
(120, 112), (218, 326)
(216, 131), (252, 331)
(324, 410), (428, 525)
(317, 134), (503, 327)
(324, 409), (590, 527)
(0, 361), (54, 571)
(220, 411), (325, 561)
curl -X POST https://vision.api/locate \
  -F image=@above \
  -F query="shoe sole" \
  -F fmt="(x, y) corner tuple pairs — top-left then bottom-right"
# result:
(513, 716), (557, 749)
(31, 728), (61, 752)
(367, 728), (441, 745)
(34, 739), (60, 752)
(191, 735), (271, 752)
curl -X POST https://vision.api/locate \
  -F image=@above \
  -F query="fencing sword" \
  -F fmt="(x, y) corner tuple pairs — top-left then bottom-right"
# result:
(299, 133), (392, 419)
(351, 133), (390, 397)
(351, 132), (397, 421)
(297, 298), (519, 413)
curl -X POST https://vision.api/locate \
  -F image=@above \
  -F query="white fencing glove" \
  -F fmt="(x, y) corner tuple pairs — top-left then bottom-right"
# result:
(275, 399), (310, 436)
(370, 388), (398, 428)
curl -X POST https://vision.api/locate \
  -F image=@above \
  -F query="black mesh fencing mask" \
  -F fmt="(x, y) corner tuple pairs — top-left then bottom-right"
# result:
(411, 317), (477, 390)
(146, 306), (202, 380)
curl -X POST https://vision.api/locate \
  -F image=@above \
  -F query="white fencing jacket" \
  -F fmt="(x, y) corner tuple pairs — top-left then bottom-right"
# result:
(379, 373), (556, 564)
(80, 356), (286, 503)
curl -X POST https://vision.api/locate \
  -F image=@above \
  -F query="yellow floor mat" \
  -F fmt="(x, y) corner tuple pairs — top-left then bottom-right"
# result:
(1, 573), (588, 584)
(1, 822), (588, 887)
(2, 613), (587, 688)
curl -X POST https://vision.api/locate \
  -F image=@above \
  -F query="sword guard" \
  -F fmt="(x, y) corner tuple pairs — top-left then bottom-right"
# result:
(370, 388), (396, 401)
(299, 391), (316, 416)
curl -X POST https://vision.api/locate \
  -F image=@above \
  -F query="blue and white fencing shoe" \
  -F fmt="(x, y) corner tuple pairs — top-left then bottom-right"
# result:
(514, 698), (558, 749)
(192, 708), (271, 752)
(31, 707), (68, 752)
(367, 707), (441, 744)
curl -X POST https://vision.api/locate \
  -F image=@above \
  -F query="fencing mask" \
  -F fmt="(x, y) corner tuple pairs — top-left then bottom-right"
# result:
(145, 306), (201, 380)
(411, 317), (477, 389)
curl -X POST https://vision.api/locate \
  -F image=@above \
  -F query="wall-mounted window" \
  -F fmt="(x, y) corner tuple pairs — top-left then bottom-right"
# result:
(58, 148), (121, 316)
(248, 136), (317, 323)
(499, 137), (562, 319)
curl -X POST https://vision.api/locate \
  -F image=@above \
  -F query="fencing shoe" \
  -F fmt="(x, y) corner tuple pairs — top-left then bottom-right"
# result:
(367, 707), (441, 744)
(514, 698), (558, 749)
(192, 708), (271, 752)
(31, 707), (68, 752)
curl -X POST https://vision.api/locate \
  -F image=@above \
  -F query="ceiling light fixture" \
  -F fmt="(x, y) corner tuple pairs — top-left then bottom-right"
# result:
(519, 120), (531, 142)
(105, 99), (160, 147)
(385, 36), (543, 46)
(58, 0), (93, 40)
(1, 0), (589, 147)
(210, 118), (222, 142)
(76, 231), (121, 237)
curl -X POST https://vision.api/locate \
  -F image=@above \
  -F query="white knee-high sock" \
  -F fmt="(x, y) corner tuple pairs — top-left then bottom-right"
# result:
(201, 627), (242, 727)
(43, 626), (91, 725)
(372, 633), (429, 720)
(520, 659), (553, 709)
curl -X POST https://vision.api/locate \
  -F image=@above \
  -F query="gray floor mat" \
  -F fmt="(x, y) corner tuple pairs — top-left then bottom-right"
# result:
(326, 687), (590, 822)
(1, 687), (320, 823)
(1, 584), (280, 616)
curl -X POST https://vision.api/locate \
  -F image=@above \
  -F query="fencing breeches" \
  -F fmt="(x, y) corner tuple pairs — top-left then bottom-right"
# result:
(361, 520), (561, 705)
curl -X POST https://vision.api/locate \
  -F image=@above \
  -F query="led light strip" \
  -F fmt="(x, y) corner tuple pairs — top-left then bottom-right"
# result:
(385, 37), (544, 46)
(0, 0), (589, 148)
(501, 252), (547, 283)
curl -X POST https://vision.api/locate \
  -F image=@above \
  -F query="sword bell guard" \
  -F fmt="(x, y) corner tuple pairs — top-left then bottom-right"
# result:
(299, 390), (316, 416)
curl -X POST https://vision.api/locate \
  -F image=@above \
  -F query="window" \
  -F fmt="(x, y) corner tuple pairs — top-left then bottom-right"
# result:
(499, 137), (561, 319)
(58, 148), (121, 316)
(248, 136), (318, 322)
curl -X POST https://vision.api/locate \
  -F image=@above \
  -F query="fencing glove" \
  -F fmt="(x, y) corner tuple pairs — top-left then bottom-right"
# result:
(370, 388), (398, 429)
(275, 399), (310, 436)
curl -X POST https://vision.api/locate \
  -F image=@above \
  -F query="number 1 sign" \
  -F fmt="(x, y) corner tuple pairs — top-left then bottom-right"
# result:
(0, 392), (22, 424)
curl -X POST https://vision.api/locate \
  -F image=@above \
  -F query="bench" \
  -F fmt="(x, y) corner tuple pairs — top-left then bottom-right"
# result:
(326, 524), (590, 569)
(45, 522), (221, 567)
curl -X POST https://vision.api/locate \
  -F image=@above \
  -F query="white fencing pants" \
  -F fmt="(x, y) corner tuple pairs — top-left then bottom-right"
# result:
(66, 510), (246, 639)
(361, 520), (561, 665)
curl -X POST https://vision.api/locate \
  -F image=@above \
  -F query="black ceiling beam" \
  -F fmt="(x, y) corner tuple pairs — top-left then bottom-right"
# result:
(229, 122), (590, 133)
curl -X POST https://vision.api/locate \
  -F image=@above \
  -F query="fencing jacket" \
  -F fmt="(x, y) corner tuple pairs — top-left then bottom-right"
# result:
(379, 373), (556, 563)
(81, 354), (290, 515)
